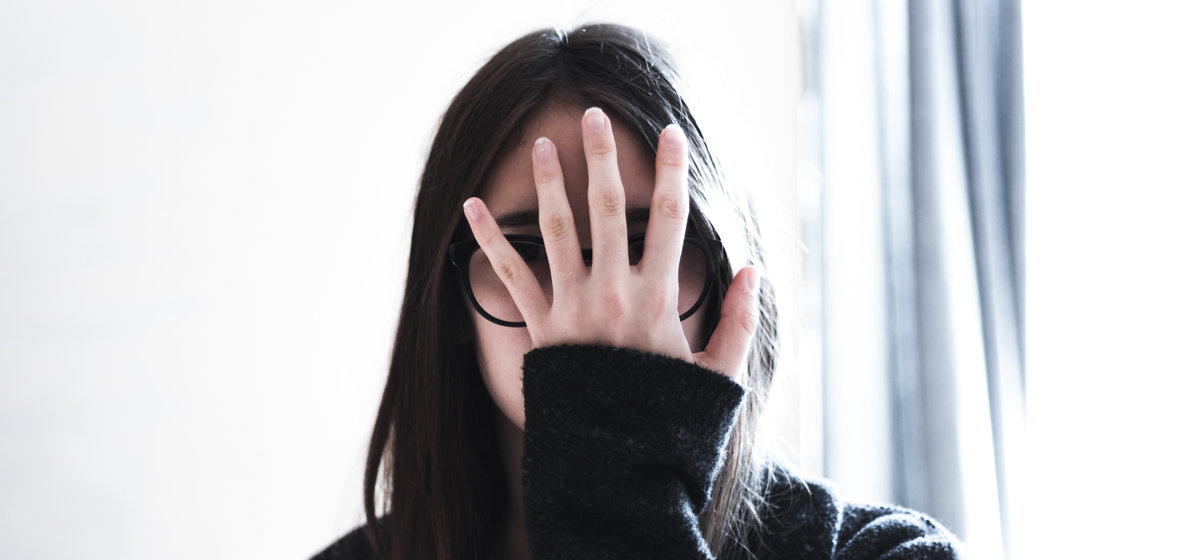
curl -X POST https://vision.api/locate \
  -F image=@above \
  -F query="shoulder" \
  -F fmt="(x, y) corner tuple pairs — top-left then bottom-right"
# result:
(308, 524), (381, 560)
(747, 469), (962, 560)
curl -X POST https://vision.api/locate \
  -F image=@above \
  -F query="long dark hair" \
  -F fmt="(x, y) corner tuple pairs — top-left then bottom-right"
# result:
(364, 23), (779, 559)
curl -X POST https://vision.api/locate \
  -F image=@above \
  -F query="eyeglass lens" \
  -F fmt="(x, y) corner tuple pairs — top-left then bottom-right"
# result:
(466, 239), (708, 325)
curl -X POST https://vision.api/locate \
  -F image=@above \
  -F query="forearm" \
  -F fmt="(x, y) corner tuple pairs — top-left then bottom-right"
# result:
(520, 344), (745, 559)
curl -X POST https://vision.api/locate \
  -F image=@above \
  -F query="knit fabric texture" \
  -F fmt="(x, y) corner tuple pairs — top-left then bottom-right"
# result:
(312, 344), (962, 559)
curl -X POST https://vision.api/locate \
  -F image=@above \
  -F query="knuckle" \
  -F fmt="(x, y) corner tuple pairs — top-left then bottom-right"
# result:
(535, 168), (560, 185)
(541, 213), (574, 241)
(649, 295), (676, 318)
(596, 290), (628, 320)
(656, 194), (688, 221)
(594, 187), (625, 216)
(721, 303), (759, 338)
(735, 307), (759, 337)
(587, 142), (616, 159)
(495, 259), (520, 286)
(657, 151), (687, 171)
(642, 280), (675, 311)
(474, 230), (498, 248)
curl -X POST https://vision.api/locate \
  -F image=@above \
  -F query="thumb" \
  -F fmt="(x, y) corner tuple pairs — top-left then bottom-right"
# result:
(694, 266), (761, 380)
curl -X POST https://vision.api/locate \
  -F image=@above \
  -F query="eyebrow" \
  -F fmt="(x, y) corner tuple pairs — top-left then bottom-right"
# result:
(495, 206), (652, 229)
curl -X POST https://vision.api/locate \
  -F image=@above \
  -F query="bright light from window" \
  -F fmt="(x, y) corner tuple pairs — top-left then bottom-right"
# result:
(1022, 1), (1180, 557)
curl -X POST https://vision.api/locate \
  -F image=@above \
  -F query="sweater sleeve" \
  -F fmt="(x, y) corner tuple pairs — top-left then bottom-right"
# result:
(833, 504), (962, 560)
(750, 472), (963, 560)
(520, 344), (745, 560)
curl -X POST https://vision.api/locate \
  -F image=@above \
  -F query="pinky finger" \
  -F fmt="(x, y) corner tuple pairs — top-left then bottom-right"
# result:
(463, 197), (549, 324)
(694, 266), (761, 380)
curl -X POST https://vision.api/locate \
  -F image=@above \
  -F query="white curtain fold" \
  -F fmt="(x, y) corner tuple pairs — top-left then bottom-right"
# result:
(807, 0), (1024, 557)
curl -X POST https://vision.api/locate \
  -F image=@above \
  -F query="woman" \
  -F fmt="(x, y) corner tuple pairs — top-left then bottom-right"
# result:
(313, 23), (961, 560)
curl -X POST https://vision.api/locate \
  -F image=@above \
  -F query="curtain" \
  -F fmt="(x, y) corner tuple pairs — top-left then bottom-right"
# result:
(803, 0), (1024, 557)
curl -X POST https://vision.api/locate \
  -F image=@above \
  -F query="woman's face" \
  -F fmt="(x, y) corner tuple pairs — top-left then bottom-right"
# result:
(469, 104), (707, 430)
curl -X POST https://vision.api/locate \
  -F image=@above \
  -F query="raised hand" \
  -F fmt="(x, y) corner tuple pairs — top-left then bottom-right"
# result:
(462, 107), (760, 380)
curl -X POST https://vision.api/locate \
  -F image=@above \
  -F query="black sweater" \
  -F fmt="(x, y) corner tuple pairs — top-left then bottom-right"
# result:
(312, 345), (962, 559)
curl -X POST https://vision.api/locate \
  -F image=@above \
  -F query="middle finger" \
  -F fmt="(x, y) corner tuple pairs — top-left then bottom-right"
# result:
(582, 107), (629, 273)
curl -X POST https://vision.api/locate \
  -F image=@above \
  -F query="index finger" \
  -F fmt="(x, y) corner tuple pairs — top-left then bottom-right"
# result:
(462, 197), (549, 325)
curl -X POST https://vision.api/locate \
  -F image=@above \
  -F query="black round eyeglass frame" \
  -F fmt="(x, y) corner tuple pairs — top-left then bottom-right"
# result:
(447, 233), (723, 328)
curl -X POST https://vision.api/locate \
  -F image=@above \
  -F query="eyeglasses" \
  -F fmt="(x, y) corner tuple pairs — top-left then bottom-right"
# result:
(448, 233), (722, 327)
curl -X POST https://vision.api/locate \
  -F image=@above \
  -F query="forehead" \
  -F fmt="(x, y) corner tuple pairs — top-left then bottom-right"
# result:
(480, 103), (656, 229)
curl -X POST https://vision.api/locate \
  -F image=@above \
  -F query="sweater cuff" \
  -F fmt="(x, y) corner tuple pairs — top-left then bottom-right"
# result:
(521, 344), (746, 511)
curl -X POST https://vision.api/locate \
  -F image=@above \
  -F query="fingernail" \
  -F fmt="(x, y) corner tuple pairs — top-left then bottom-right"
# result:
(585, 107), (605, 132)
(535, 137), (553, 159)
(663, 123), (684, 147)
(463, 198), (480, 221)
(743, 267), (761, 293)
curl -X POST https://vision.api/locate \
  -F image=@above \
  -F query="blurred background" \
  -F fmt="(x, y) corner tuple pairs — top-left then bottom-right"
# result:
(1, 1), (1177, 559)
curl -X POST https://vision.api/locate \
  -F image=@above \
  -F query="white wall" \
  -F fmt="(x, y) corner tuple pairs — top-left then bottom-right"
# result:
(0, 2), (798, 558)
